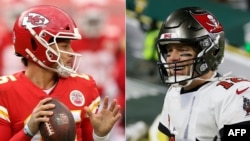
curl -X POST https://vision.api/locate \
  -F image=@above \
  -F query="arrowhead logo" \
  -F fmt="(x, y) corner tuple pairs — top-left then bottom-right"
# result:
(236, 87), (249, 95)
(22, 13), (49, 29)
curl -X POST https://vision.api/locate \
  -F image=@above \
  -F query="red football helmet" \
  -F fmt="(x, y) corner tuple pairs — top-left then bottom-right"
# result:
(13, 5), (82, 77)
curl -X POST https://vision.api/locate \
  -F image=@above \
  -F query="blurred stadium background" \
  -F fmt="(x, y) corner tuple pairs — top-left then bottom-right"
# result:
(126, 0), (250, 141)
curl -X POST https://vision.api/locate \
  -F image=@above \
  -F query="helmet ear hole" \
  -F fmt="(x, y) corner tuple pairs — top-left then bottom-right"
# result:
(31, 38), (37, 51)
(212, 48), (220, 56)
(65, 25), (70, 30)
(195, 58), (208, 75)
(15, 52), (22, 57)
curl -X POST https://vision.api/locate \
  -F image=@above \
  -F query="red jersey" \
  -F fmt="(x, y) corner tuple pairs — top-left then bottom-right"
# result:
(0, 71), (100, 141)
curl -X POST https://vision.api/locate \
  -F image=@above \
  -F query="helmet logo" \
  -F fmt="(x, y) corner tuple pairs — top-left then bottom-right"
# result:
(22, 13), (49, 29)
(160, 33), (178, 39)
(192, 13), (223, 33)
(199, 63), (208, 72)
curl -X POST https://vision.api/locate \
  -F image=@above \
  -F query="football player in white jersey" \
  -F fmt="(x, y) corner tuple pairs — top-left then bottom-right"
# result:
(156, 7), (250, 141)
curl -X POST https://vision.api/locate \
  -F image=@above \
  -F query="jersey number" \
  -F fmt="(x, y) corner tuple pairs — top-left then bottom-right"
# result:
(0, 75), (16, 84)
(217, 78), (249, 89)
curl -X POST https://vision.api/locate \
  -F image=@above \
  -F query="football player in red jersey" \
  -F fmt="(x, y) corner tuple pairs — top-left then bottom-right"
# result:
(0, 5), (121, 141)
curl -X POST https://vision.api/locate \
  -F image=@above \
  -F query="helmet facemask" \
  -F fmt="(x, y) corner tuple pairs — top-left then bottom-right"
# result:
(157, 42), (197, 87)
(157, 34), (223, 87)
(155, 7), (225, 87)
(25, 26), (82, 78)
(13, 5), (83, 78)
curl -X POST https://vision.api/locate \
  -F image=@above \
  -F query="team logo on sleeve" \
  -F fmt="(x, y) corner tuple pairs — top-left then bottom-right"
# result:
(243, 96), (250, 116)
(70, 90), (85, 106)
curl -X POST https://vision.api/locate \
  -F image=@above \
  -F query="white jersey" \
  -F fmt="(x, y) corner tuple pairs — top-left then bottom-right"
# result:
(158, 76), (250, 141)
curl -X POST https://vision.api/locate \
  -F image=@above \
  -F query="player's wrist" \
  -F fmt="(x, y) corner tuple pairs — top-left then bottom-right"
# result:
(93, 131), (110, 141)
(24, 124), (34, 137)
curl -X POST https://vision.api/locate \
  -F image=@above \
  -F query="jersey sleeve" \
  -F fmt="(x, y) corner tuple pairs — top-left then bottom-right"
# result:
(0, 83), (13, 141)
(158, 86), (182, 139)
(81, 116), (94, 141)
(149, 114), (169, 141)
(0, 118), (12, 141)
(216, 81), (250, 130)
(158, 94), (170, 134)
(0, 95), (30, 141)
(80, 96), (101, 141)
(77, 74), (101, 141)
(158, 89), (173, 138)
(9, 130), (32, 141)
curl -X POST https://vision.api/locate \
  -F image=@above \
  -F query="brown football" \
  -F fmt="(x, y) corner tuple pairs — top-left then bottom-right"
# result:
(39, 98), (76, 141)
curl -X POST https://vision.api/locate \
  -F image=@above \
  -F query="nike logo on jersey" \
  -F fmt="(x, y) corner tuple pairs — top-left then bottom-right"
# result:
(236, 87), (250, 95)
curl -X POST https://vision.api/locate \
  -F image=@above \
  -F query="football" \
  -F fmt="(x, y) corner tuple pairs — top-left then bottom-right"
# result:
(39, 98), (76, 141)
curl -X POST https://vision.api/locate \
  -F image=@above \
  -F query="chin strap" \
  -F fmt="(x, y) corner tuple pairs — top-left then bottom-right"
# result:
(57, 65), (73, 78)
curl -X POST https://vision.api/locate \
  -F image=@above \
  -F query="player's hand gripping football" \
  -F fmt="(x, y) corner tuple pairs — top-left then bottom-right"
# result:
(26, 97), (55, 135)
(84, 96), (121, 137)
